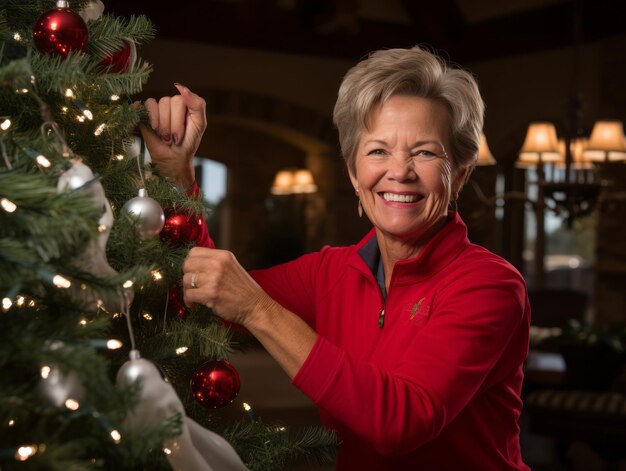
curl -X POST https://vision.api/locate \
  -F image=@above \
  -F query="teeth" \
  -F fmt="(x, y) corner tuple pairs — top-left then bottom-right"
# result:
(382, 193), (419, 203)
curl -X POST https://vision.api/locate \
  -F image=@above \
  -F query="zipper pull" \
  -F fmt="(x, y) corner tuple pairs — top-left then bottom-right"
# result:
(378, 307), (385, 328)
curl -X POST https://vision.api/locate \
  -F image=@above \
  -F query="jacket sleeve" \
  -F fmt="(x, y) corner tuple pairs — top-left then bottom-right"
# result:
(249, 249), (329, 329)
(291, 261), (529, 456)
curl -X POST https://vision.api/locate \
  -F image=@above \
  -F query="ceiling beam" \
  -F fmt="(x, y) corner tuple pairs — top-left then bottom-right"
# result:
(104, 0), (626, 63)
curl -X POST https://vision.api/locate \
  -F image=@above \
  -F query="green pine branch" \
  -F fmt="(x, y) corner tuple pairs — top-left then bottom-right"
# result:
(86, 14), (155, 58)
(225, 420), (340, 471)
(0, 2), (340, 469)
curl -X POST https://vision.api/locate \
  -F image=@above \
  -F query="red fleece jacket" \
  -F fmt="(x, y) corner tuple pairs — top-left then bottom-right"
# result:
(192, 188), (530, 470)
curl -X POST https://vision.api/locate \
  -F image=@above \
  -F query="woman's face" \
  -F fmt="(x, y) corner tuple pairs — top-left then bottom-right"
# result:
(349, 94), (468, 245)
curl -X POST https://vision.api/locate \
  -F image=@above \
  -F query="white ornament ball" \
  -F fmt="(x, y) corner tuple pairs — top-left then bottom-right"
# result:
(39, 367), (86, 409)
(121, 188), (165, 239)
(57, 159), (132, 313)
(78, 0), (105, 22)
(57, 159), (95, 190)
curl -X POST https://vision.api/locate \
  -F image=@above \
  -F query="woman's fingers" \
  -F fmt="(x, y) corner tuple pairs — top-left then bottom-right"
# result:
(144, 97), (159, 130)
(142, 84), (206, 151)
(170, 94), (186, 146)
(181, 249), (255, 320)
(157, 96), (172, 143)
(174, 83), (207, 146)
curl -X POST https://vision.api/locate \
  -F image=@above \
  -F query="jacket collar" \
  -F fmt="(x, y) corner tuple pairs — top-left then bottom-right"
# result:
(352, 211), (470, 285)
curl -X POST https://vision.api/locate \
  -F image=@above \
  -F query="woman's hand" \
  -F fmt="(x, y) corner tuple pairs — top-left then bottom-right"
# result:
(183, 247), (317, 379)
(182, 247), (276, 328)
(140, 84), (206, 189)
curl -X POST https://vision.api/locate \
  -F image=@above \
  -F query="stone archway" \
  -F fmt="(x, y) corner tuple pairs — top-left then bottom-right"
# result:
(189, 88), (370, 266)
(201, 88), (338, 151)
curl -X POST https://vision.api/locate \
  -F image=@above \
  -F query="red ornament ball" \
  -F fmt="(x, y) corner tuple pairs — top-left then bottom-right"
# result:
(98, 39), (137, 74)
(160, 208), (205, 245)
(167, 287), (188, 320)
(33, 4), (88, 57)
(190, 360), (240, 409)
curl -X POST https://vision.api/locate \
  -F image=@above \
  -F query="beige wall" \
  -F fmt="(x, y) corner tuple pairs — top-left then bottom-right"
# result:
(139, 40), (352, 115)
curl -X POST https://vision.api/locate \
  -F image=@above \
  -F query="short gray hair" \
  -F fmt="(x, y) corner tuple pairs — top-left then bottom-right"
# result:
(333, 45), (485, 176)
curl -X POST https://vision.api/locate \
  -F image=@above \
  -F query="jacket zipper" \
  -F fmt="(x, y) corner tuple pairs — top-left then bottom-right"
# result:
(378, 304), (386, 328)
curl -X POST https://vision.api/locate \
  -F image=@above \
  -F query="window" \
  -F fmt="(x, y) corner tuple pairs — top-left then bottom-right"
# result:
(195, 157), (227, 206)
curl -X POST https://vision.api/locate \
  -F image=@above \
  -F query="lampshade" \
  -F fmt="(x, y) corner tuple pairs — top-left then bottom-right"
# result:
(271, 168), (317, 195)
(517, 122), (561, 166)
(477, 133), (496, 166)
(583, 120), (626, 162)
(291, 169), (318, 194)
(557, 137), (591, 168)
(270, 170), (294, 195)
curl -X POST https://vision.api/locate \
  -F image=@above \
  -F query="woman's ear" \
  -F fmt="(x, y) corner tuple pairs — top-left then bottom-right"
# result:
(348, 169), (358, 193)
(452, 166), (473, 195)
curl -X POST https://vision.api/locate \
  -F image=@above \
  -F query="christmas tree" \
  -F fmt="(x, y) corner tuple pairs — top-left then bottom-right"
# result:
(0, 1), (337, 469)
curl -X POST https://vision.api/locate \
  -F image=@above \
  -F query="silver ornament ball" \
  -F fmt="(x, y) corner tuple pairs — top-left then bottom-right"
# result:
(121, 188), (165, 239)
(57, 159), (96, 191)
(116, 350), (162, 387)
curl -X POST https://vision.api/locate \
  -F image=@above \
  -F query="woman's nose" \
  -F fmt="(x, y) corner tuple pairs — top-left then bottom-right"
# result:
(387, 155), (416, 181)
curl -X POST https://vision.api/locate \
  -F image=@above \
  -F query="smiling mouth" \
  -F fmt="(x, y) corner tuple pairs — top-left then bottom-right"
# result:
(381, 192), (422, 203)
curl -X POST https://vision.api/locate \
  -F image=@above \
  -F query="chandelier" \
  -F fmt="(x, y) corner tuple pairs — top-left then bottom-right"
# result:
(514, 120), (626, 286)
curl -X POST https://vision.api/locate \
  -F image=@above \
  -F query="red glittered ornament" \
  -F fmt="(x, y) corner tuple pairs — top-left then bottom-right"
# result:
(33, 1), (88, 58)
(190, 360), (240, 409)
(98, 39), (137, 74)
(160, 208), (205, 245)
(167, 287), (188, 319)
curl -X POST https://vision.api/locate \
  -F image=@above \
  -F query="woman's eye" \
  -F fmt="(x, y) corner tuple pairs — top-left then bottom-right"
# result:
(413, 149), (438, 158)
(367, 149), (386, 156)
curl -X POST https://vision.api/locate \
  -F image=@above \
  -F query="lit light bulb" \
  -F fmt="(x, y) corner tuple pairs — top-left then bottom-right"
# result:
(151, 270), (162, 281)
(65, 89), (75, 98)
(106, 339), (123, 350)
(36, 155), (51, 167)
(0, 118), (11, 130)
(65, 398), (80, 410)
(94, 123), (106, 136)
(175, 346), (188, 355)
(1, 198), (17, 213)
(110, 94), (120, 101)
(110, 430), (121, 443)
(122, 280), (133, 288)
(15, 445), (37, 461)
(2, 297), (12, 310)
(40, 365), (51, 379)
(243, 402), (255, 420)
(52, 274), (71, 288)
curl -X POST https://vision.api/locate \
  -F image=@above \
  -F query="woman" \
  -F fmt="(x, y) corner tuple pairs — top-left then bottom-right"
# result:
(142, 46), (531, 470)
